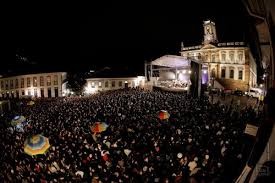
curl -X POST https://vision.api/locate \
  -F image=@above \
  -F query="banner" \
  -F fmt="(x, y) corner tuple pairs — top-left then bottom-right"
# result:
(244, 124), (258, 137)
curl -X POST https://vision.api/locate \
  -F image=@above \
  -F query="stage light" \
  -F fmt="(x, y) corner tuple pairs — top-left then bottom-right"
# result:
(203, 70), (207, 74)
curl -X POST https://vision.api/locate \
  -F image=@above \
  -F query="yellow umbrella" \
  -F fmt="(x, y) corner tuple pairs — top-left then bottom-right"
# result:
(27, 101), (35, 106)
(24, 134), (50, 156)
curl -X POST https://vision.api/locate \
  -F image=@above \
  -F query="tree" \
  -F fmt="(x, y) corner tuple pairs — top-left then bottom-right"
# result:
(66, 72), (87, 95)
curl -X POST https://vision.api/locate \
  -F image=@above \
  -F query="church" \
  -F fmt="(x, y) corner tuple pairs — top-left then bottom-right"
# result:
(180, 20), (257, 92)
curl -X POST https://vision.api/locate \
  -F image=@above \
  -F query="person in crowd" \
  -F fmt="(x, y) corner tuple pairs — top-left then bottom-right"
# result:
(0, 88), (262, 182)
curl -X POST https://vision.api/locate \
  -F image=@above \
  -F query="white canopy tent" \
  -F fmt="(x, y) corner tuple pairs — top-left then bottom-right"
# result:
(150, 55), (191, 68)
(145, 54), (202, 97)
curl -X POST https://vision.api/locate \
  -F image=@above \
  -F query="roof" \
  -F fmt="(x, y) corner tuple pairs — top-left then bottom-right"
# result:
(87, 67), (140, 78)
(150, 55), (200, 68)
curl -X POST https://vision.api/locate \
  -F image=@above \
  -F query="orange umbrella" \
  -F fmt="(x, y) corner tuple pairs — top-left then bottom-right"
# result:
(90, 122), (108, 133)
(158, 110), (170, 120)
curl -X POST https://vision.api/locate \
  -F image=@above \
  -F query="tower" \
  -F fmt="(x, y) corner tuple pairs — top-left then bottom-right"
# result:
(203, 20), (218, 44)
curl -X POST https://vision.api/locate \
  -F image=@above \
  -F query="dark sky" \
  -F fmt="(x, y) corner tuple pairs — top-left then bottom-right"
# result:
(13, 0), (248, 75)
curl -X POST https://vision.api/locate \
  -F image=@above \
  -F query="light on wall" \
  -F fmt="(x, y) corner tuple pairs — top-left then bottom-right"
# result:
(188, 70), (192, 74)
(182, 70), (186, 74)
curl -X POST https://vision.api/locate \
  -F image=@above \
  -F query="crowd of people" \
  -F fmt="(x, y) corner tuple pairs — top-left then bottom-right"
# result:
(0, 88), (263, 182)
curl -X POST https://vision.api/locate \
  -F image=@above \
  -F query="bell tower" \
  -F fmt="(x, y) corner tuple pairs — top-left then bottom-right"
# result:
(203, 20), (218, 44)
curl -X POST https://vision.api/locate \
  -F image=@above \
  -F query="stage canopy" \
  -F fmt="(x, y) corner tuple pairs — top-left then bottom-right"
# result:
(150, 55), (192, 68)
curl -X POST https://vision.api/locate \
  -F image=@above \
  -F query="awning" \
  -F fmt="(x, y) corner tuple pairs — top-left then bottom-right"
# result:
(150, 55), (192, 68)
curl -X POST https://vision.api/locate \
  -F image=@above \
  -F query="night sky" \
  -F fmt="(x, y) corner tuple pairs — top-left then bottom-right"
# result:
(13, 0), (249, 75)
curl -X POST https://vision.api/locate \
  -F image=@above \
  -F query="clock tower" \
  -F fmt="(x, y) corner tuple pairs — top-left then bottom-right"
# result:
(203, 20), (218, 44)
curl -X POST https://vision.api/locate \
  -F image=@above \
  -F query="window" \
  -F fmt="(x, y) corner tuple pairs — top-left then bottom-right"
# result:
(112, 81), (115, 87)
(33, 77), (37, 87)
(22, 90), (25, 96)
(41, 88), (44, 98)
(91, 82), (95, 88)
(15, 79), (18, 89)
(54, 75), (58, 85)
(98, 82), (102, 88)
(212, 54), (215, 62)
(119, 81), (122, 87)
(28, 90), (31, 96)
(10, 80), (14, 89)
(105, 81), (108, 88)
(205, 54), (208, 62)
(27, 78), (31, 87)
(34, 89), (38, 97)
(221, 52), (226, 62)
(238, 52), (243, 62)
(211, 69), (216, 78)
(229, 51), (234, 62)
(230, 69), (234, 79)
(21, 78), (24, 88)
(40, 76), (44, 86)
(5, 81), (9, 90)
(221, 68), (226, 78)
(238, 70), (243, 80)
(47, 76), (51, 86)
(1, 81), (4, 90)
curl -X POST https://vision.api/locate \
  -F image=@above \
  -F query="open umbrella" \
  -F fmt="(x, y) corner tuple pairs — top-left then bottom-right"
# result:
(24, 134), (50, 156)
(158, 110), (170, 120)
(11, 116), (26, 126)
(90, 122), (108, 133)
(27, 101), (35, 106)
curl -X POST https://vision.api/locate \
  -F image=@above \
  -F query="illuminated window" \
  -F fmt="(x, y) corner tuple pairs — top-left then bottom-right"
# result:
(27, 78), (31, 87)
(54, 75), (58, 85)
(212, 54), (215, 62)
(98, 82), (102, 88)
(230, 69), (234, 79)
(238, 70), (243, 80)
(34, 89), (38, 97)
(105, 81), (108, 87)
(47, 76), (51, 86)
(15, 79), (18, 89)
(40, 76), (44, 86)
(21, 78), (24, 88)
(112, 81), (115, 87)
(119, 81), (122, 87)
(91, 82), (95, 88)
(204, 54), (208, 61)
(229, 51), (234, 62)
(221, 68), (226, 78)
(238, 52), (243, 62)
(221, 52), (226, 61)
(33, 77), (37, 87)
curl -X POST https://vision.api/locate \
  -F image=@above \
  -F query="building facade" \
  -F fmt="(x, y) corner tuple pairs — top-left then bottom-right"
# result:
(0, 72), (67, 98)
(85, 76), (145, 94)
(180, 20), (257, 92)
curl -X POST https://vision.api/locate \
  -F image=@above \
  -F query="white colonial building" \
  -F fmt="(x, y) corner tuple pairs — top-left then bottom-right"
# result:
(85, 76), (145, 94)
(0, 72), (67, 98)
(180, 20), (257, 92)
